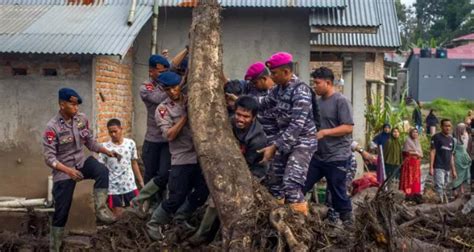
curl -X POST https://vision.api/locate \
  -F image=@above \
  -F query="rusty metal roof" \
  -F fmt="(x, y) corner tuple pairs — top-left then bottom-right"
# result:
(311, 0), (401, 48)
(0, 0), (152, 56)
(155, 0), (347, 8)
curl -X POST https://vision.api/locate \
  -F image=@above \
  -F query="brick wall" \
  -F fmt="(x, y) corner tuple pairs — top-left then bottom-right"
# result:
(310, 61), (343, 80)
(94, 52), (133, 142)
(310, 52), (385, 83)
(365, 53), (385, 81)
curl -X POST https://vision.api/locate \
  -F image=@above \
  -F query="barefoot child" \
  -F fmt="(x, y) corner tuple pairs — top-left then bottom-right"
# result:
(100, 119), (144, 218)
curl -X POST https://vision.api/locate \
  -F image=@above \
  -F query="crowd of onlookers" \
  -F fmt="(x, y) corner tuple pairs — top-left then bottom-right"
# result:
(370, 107), (473, 204)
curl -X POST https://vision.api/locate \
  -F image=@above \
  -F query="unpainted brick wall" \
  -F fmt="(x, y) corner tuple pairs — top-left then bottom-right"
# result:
(365, 53), (385, 81)
(310, 52), (385, 83)
(95, 53), (133, 142)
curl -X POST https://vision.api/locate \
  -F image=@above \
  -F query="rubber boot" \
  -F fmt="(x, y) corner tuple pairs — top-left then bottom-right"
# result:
(174, 199), (195, 222)
(146, 204), (172, 240)
(187, 206), (218, 246)
(49, 226), (64, 252)
(290, 202), (308, 216)
(131, 180), (160, 207)
(93, 189), (116, 224)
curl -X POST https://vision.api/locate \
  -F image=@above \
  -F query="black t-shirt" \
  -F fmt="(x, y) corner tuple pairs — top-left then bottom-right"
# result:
(430, 133), (454, 170)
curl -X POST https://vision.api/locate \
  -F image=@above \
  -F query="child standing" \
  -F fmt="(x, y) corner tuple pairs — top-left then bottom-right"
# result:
(100, 119), (144, 218)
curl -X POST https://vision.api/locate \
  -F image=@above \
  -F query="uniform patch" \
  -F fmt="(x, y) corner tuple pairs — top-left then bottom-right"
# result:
(145, 83), (154, 91)
(240, 144), (247, 155)
(45, 131), (56, 144)
(158, 107), (167, 118)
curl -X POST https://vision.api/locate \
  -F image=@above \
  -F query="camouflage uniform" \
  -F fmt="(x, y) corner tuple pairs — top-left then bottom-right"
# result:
(258, 75), (318, 203)
(243, 82), (279, 142)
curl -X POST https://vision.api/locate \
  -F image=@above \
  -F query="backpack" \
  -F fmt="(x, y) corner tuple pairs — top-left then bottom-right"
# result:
(292, 82), (321, 130)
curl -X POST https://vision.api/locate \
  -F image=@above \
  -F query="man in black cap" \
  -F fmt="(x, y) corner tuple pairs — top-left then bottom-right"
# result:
(146, 71), (209, 240)
(134, 55), (172, 210)
(43, 88), (120, 251)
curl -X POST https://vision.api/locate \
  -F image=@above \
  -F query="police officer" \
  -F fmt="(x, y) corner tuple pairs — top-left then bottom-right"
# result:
(134, 55), (172, 208)
(43, 88), (118, 251)
(146, 72), (209, 240)
(257, 52), (318, 215)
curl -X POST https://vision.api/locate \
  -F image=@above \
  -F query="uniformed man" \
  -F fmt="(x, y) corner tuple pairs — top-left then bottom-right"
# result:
(133, 55), (172, 208)
(43, 88), (119, 251)
(188, 96), (269, 245)
(257, 52), (318, 215)
(243, 62), (279, 142)
(146, 72), (209, 240)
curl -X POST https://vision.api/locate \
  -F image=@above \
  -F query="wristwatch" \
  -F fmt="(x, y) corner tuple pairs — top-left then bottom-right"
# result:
(357, 148), (364, 154)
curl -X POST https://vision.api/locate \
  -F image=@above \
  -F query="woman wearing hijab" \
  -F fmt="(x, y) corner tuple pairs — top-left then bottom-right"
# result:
(452, 123), (472, 197)
(372, 123), (391, 150)
(426, 110), (439, 136)
(372, 124), (391, 182)
(384, 128), (403, 179)
(400, 128), (423, 200)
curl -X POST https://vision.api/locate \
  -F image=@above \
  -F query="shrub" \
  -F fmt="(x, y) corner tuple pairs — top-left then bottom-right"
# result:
(423, 99), (474, 124)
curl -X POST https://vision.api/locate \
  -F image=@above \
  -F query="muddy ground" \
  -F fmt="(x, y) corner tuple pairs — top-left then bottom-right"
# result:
(1, 189), (473, 251)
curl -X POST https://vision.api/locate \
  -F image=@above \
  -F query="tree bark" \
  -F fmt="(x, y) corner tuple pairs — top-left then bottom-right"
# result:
(187, 0), (255, 250)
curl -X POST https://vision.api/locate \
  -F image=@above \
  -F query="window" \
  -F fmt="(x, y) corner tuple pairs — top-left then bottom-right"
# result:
(436, 75), (442, 79)
(43, 68), (58, 76)
(448, 75), (454, 79)
(461, 75), (467, 79)
(423, 74), (429, 79)
(12, 68), (27, 76)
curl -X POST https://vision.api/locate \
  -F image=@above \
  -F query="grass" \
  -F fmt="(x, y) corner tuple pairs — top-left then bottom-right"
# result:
(422, 98), (474, 124)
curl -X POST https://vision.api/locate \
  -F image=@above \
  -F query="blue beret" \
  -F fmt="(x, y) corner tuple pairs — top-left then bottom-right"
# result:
(156, 72), (182, 87)
(58, 88), (82, 104)
(149, 55), (170, 69)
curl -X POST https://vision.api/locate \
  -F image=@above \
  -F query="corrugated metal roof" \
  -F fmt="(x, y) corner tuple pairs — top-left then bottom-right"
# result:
(155, 0), (347, 8)
(310, 0), (380, 27)
(311, 0), (401, 48)
(0, 0), (152, 56)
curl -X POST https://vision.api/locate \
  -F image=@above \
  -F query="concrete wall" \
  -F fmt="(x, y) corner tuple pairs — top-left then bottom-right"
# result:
(417, 58), (474, 102)
(133, 7), (311, 145)
(407, 56), (419, 100)
(0, 54), (93, 197)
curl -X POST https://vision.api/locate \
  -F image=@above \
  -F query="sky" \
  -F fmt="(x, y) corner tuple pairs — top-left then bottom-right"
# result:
(401, 0), (416, 7)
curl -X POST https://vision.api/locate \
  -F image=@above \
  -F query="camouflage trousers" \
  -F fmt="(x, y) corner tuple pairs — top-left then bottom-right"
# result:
(267, 146), (317, 203)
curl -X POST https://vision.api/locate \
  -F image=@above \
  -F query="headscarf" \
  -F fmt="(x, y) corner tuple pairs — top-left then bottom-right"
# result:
(373, 123), (391, 148)
(403, 128), (423, 157)
(455, 123), (469, 150)
(384, 128), (403, 165)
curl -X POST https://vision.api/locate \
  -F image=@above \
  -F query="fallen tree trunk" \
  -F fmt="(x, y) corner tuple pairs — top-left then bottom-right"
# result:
(187, 1), (256, 250)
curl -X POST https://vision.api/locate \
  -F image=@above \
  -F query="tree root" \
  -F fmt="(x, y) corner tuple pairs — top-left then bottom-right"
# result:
(269, 207), (308, 252)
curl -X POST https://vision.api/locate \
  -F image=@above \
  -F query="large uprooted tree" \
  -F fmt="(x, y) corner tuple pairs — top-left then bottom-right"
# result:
(185, 1), (313, 251)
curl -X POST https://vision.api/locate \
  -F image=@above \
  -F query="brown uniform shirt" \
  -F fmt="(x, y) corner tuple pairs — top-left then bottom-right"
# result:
(42, 112), (101, 182)
(155, 97), (197, 165)
(140, 80), (168, 143)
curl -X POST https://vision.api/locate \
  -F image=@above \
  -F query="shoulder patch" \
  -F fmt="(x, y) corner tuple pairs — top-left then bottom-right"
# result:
(45, 131), (56, 144)
(158, 106), (167, 118)
(145, 83), (154, 91)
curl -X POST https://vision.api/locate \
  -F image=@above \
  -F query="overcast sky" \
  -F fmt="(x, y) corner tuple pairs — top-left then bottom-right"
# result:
(401, 0), (416, 7)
